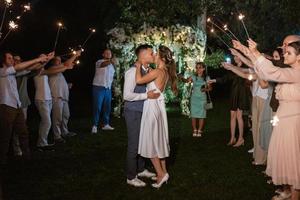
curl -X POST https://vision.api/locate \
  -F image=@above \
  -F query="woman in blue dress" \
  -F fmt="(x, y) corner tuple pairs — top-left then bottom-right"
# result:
(180, 62), (211, 137)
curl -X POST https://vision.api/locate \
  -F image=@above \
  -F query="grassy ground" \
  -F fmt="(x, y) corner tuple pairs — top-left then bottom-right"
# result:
(3, 99), (274, 200)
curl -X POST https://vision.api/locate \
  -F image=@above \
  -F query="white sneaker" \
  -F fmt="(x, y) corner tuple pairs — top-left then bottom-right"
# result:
(102, 125), (114, 130)
(91, 126), (98, 134)
(248, 148), (254, 153)
(126, 177), (146, 187)
(137, 169), (156, 178)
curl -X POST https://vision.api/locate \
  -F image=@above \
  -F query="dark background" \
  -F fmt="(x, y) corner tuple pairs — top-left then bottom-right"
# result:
(1, 0), (121, 118)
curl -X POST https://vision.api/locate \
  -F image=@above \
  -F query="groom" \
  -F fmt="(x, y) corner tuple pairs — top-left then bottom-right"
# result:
(123, 44), (159, 187)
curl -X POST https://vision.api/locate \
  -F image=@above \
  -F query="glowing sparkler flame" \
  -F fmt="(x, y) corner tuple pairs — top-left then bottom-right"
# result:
(271, 115), (279, 126)
(248, 74), (253, 81)
(23, 3), (31, 12)
(8, 20), (18, 30)
(5, 0), (12, 7)
(238, 14), (245, 20)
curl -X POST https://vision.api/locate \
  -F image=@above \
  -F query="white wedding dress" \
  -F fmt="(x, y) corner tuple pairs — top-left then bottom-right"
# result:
(138, 81), (170, 158)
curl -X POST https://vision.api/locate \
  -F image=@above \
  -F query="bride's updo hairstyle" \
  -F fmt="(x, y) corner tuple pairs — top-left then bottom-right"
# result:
(158, 45), (178, 95)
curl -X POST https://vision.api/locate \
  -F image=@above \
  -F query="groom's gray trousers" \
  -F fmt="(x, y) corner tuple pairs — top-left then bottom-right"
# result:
(124, 109), (145, 180)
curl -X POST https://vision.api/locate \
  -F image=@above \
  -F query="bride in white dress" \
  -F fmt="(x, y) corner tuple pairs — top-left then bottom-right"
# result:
(135, 45), (177, 188)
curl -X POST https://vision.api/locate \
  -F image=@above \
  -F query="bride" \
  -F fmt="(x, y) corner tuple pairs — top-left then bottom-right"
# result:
(135, 45), (177, 188)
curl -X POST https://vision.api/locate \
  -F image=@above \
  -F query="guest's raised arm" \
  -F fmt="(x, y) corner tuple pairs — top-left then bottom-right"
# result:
(14, 54), (48, 71)
(221, 62), (257, 80)
(64, 50), (81, 67)
(229, 48), (254, 68)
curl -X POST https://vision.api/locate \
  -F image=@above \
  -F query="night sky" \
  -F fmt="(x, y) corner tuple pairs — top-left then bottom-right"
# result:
(1, 0), (120, 116)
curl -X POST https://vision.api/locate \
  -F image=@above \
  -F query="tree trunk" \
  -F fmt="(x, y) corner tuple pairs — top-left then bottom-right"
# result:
(197, 7), (207, 31)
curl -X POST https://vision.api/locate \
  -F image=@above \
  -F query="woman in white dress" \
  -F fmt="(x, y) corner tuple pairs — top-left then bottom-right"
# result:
(135, 45), (177, 188)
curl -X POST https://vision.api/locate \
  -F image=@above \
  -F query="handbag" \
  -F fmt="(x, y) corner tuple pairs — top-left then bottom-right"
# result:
(205, 93), (213, 110)
(204, 82), (213, 110)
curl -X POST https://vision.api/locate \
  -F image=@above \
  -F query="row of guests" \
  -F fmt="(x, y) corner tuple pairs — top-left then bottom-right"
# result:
(0, 50), (81, 165)
(210, 35), (300, 200)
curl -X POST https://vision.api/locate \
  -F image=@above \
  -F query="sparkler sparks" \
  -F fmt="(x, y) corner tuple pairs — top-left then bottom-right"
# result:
(4, 0), (12, 7)
(8, 20), (18, 30)
(271, 115), (279, 126)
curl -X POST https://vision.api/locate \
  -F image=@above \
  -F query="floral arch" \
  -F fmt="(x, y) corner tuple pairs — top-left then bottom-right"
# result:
(107, 24), (207, 117)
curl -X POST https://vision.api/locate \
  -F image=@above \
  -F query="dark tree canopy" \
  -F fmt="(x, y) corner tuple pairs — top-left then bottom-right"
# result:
(117, 0), (300, 50)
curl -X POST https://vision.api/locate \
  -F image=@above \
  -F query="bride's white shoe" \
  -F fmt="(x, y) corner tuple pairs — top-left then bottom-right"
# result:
(151, 173), (169, 189)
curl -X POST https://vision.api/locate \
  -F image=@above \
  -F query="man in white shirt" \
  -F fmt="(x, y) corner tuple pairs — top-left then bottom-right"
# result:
(0, 51), (50, 165)
(49, 52), (81, 143)
(91, 49), (115, 133)
(35, 54), (76, 149)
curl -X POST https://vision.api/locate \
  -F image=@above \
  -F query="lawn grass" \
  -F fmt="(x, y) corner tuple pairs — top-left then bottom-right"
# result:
(3, 99), (274, 200)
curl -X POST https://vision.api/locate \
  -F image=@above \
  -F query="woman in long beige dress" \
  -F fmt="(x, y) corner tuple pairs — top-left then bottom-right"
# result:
(234, 40), (300, 200)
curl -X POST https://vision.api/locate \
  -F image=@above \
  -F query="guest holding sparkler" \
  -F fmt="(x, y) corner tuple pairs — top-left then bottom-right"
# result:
(208, 55), (251, 147)
(233, 37), (300, 200)
(221, 50), (269, 165)
(259, 48), (284, 153)
(0, 51), (52, 165)
(49, 51), (81, 143)
(91, 48), (115, 134)
(35, 53), (77, 150)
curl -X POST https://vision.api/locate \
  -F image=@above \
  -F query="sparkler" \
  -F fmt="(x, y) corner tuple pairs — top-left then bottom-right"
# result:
(23, 3), (31, 12)
(0, 3), (31, 44)
(208, 26), (231, 49)
(53, 21), (64, 51)
(271, 115), (279, 126)
(81, 28), (96, 47)
(0, 0), (13, 38)
(238, 13), (250, 39)
(223, 24), (240, 42)
(8, 20), (18, 29)
(0, 20), (18, 46)
(14, 3), (31, 21)
(211, 17), (242, 42)
(248, 74), (253, 81)
(207, 17), (234, 40)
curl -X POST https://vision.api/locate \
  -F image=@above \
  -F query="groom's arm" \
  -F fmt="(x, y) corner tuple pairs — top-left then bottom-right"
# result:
(123, 68), (148, 101)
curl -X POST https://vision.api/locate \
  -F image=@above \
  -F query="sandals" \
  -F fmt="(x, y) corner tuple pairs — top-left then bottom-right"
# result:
(192, 130), (197, 137)
(197, 130), (202, 137)
(193, 130), (203, 137)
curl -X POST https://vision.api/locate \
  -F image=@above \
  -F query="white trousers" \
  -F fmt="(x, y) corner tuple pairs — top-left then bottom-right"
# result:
(52, 98), (70, 139)
(35, 100), (52, 147)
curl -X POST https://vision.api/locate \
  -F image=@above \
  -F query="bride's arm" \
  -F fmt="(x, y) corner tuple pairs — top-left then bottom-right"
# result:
(135, 63), (159, 84)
